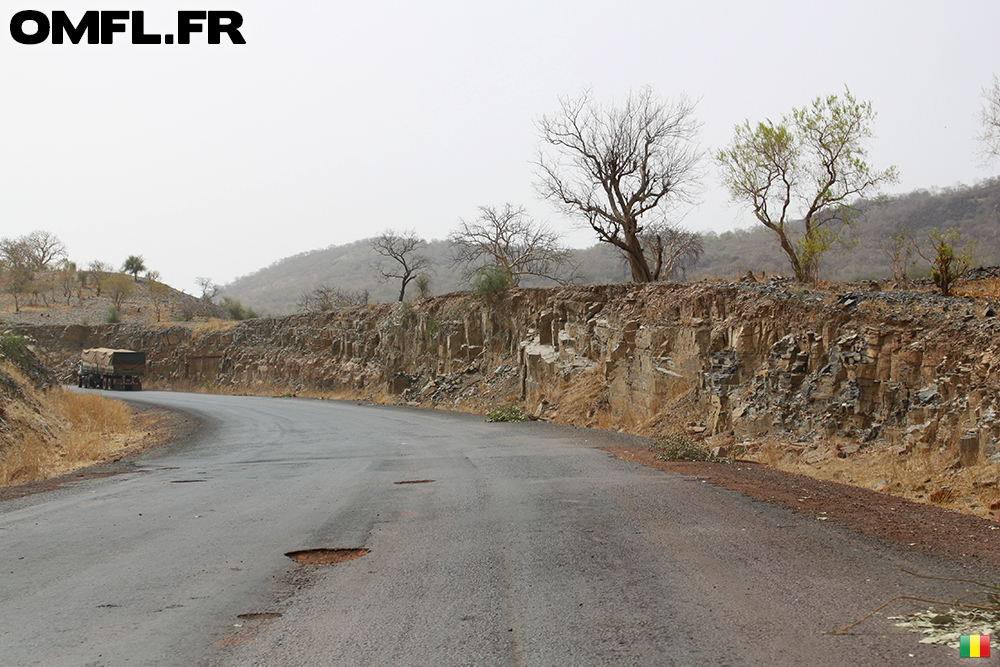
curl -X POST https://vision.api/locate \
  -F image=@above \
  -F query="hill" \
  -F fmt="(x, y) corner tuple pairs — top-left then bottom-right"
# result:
(0, 272), (226, 329)
(223, 179), (1000, 314)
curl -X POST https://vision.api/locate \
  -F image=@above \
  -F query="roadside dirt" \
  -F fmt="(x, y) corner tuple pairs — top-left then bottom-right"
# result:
(606, 446), (1000, 572)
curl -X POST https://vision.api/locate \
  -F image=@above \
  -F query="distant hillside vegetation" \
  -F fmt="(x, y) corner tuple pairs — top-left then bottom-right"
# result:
(693, 178), (1000, 281)
(224, 179), (1000, 314)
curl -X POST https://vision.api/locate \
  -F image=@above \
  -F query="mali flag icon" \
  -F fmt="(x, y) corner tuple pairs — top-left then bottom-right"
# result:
(960, 635), (990, 657)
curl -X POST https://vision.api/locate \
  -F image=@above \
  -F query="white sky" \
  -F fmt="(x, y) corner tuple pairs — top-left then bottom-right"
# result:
(3, 0), (998, 294)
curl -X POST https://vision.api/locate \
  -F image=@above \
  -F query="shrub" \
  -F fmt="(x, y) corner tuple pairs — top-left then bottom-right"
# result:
(485, 405), (526, 422)
(0, 333), (29, 364)
(652, 433), (718, 462)
(222, 296), (259, 321)
(106, 306), (121, 324)
(471, 265), (512, 304)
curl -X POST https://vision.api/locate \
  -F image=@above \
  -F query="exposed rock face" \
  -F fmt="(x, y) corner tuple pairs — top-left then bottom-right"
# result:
(14, 282), (1000, 462)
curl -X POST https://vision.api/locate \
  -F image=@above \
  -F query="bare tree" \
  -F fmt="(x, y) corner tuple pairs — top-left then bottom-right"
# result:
(635, 222), (704, 281)
(148, 281), (172, 322)
(448, 204), (577, 286)
(370, 230), (432, 302)
(87, 260), (113, 297)
(24, 231), (67, 270)
(57, 260), (77, 305)
(195, 276), (221, 303)
(978, 73), (1000, 165)
(535, 87), (702, 283)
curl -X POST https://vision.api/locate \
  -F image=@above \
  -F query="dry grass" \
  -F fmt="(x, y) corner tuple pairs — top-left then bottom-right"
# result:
(0, 362), (143, 486)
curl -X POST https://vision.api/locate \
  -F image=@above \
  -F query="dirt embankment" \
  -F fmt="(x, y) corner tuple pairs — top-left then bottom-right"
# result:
(8, 279), (1000, 518)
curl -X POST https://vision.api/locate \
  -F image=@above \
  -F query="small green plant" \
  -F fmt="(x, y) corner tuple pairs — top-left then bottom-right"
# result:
(652, 433), (718, 462)
(916, 228), (978, 297)
(414, 273), (432, 298)
(423, 314), (440, 343)
(106, 306), (122, 324)
(471, 265), (512, 304)
(0, 333), (30, 364)
(485, 405), (526, 422)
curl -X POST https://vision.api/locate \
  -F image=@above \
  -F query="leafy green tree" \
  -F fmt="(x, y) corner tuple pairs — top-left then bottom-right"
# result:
(535, 87), (702, 283)
(122, 255), (146, 282)
(105, 274), (134, 309)
(716, 88), (899, 283)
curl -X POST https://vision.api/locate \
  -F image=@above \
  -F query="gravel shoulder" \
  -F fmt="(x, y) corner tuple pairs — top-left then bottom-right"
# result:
(606, 446), (1000, 572)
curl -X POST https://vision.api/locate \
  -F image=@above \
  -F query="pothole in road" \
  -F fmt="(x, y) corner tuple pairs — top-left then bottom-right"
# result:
(285, 548), (369, 565)
(394, 479), (435, 484)
(237, 612), (282, 620)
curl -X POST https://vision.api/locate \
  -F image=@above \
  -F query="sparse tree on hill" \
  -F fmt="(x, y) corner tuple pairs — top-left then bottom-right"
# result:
(57, 260), (77, 305)
(371, 230), (432, 302)
(1, 237), (34, 312)
(105, 274), (134, 309)
(879, 225), (916, 287)
(24, 231), (66, 270)
(195, 276), (221, 303)
(122, 255), (146, 282)
(535, 87), (702, 283)
(716, 87), (899, 283)
(148, 281), (172, 322)
(978, 73), (1000, 166)
(448, 204), (577, 287)
(87, 260), (113, 296)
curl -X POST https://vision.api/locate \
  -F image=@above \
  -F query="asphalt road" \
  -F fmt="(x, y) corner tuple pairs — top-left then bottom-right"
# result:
(0, 390), (992, 666)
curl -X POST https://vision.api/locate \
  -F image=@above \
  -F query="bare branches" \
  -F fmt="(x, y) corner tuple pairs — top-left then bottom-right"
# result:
(978, 73), (1000, 166)
(636, 222), (704, 281)
(370, 230), (432, 302)
(296, 284), (368, 312)
(535, 87), (702, 282)
(195, 276), (221, 303)
(448, 204), (577, 286)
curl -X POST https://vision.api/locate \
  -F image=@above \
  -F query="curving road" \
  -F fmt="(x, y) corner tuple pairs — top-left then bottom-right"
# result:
(0, 390), (988, 666)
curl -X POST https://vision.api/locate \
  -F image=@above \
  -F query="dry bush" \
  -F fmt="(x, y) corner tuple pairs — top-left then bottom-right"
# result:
(953, 276), (1000, 301)
(0, 371), (138, 486)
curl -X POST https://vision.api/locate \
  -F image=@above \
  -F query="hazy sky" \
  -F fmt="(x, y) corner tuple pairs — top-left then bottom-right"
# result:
(4, 0), (998, 294)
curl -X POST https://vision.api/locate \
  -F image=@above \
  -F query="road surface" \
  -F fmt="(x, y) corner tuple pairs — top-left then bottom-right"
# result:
(0, 390), (991, 666)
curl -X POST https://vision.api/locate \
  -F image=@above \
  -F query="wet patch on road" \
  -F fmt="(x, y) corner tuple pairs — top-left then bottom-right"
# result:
(285, 548), (369, 565)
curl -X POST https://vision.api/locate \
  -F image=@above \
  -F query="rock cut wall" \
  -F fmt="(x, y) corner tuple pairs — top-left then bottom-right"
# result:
(14, 282), (1000, 460)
